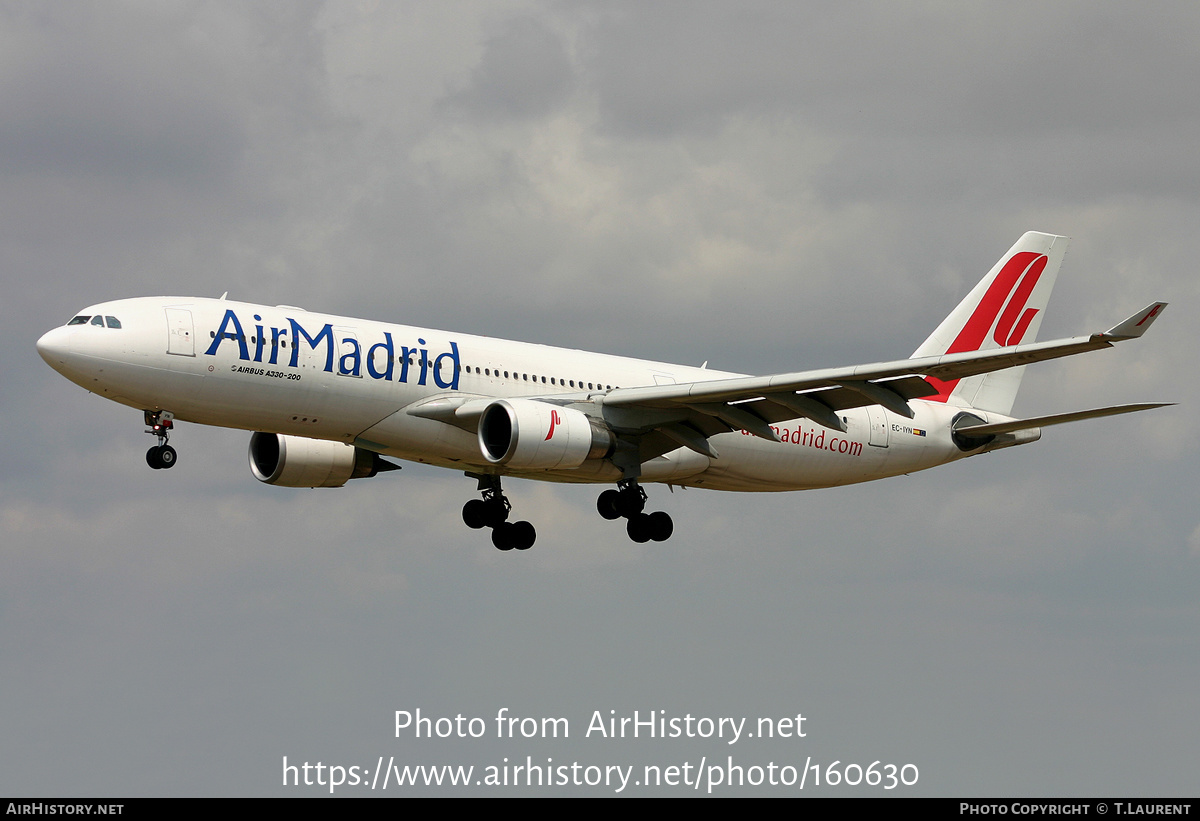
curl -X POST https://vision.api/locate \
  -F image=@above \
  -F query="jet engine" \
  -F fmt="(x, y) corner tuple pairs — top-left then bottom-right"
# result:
(248, 432), (392, 488)
(478, 399), (614, 469)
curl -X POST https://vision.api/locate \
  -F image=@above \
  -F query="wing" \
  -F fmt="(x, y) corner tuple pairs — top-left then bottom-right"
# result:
(404, 302), (1166, 463)
(594, 302), (1168, 450)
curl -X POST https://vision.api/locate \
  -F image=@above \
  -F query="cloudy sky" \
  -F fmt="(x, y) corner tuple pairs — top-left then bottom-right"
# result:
(3, 1), (1198, 796)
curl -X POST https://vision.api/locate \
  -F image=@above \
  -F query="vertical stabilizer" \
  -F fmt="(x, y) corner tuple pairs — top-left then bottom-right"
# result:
(913, 232), (1069, 415)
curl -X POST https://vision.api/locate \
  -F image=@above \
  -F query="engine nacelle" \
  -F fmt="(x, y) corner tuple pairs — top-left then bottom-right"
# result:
(248, 433), (381, 488)
(478, 399), (614, 469)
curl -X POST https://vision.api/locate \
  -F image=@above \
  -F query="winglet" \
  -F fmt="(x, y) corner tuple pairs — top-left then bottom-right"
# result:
(1102, 302), (1168, 340)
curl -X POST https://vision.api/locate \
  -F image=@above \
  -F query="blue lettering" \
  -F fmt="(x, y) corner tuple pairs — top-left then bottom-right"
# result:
(288, 319), (334, 372)
(268, 326), (286, 365)
(398, 346), (415, 384)
(367, 333), (395, 381)
(433, 341), (461, 389)
(205, 309), (461, 391)
(204, 309), (249, 360)
(253, 315), (265, 363)
(338, 335), (362, 377)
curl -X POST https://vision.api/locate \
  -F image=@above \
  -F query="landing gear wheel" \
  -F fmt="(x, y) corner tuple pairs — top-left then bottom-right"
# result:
(158, 445), (177, 469)
(492, 523), (516, 551)
(627, 514), (654, 544)
(146, 447), (163, 470)
(647, 510), (673, 542)
(510, 521), (536, 551)
(463, 499), (488, 529)
(597, 489), (622, 520)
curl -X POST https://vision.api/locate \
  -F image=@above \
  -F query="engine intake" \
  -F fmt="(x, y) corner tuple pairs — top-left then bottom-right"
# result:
(478, 399), (613, 469)
(248, 433), (385, 487)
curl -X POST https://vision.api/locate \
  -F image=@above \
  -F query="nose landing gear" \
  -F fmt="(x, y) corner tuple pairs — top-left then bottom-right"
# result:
(463, 473), (536, 551)
(598, 480), (673, 543)
(144, 410), (177, 470)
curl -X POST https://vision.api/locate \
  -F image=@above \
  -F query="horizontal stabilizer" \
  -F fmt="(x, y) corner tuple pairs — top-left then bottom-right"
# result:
(953, 403), (1173, 437)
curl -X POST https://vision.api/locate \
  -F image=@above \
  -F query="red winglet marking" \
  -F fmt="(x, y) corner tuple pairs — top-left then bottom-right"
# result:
(1135, 304), (1162, 327)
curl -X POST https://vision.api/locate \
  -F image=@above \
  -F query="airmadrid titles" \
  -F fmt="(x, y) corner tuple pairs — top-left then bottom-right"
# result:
(204, 308), (461, 389)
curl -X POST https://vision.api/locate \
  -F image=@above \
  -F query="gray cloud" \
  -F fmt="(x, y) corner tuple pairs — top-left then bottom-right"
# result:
(445, 16), (575, 121)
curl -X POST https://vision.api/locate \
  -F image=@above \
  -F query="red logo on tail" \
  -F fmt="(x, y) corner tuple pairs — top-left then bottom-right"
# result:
(926, 251), (1048, 402)
(545, 410), (561, 440)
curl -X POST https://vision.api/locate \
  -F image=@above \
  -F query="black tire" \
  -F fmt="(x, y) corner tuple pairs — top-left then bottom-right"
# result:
(462, 499), (488, 529)
(483, 498), (509, 528)
(647, 511), (673, 542)
(597, 489), (622, 520)
(627, 514), (653, 543)
(615, 488), (645, 518)
(510, 521), (536, 550)
(158, 445), (177, 469)
(146, 447), (163, 470)
(492, 523), (515, 551)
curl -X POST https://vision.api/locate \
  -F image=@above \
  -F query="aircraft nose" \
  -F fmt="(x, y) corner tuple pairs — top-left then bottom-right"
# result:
(36, 326), (73, 367)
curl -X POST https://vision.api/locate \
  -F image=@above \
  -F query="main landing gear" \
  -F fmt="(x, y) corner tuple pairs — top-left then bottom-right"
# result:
(462, 474), (536, 551)
(461, 475), (671, 550)
(144, 410), (177, 470)
(597, 480), (673, 543)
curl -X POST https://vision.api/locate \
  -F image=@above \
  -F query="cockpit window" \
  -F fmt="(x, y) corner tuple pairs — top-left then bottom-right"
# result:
(69, 314), (122, 328)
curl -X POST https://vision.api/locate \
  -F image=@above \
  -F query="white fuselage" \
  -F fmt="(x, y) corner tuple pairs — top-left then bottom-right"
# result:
(37, 296), (980, 492)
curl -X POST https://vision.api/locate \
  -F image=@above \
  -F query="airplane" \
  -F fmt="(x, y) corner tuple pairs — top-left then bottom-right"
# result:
(36, 232), (1168, 551)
